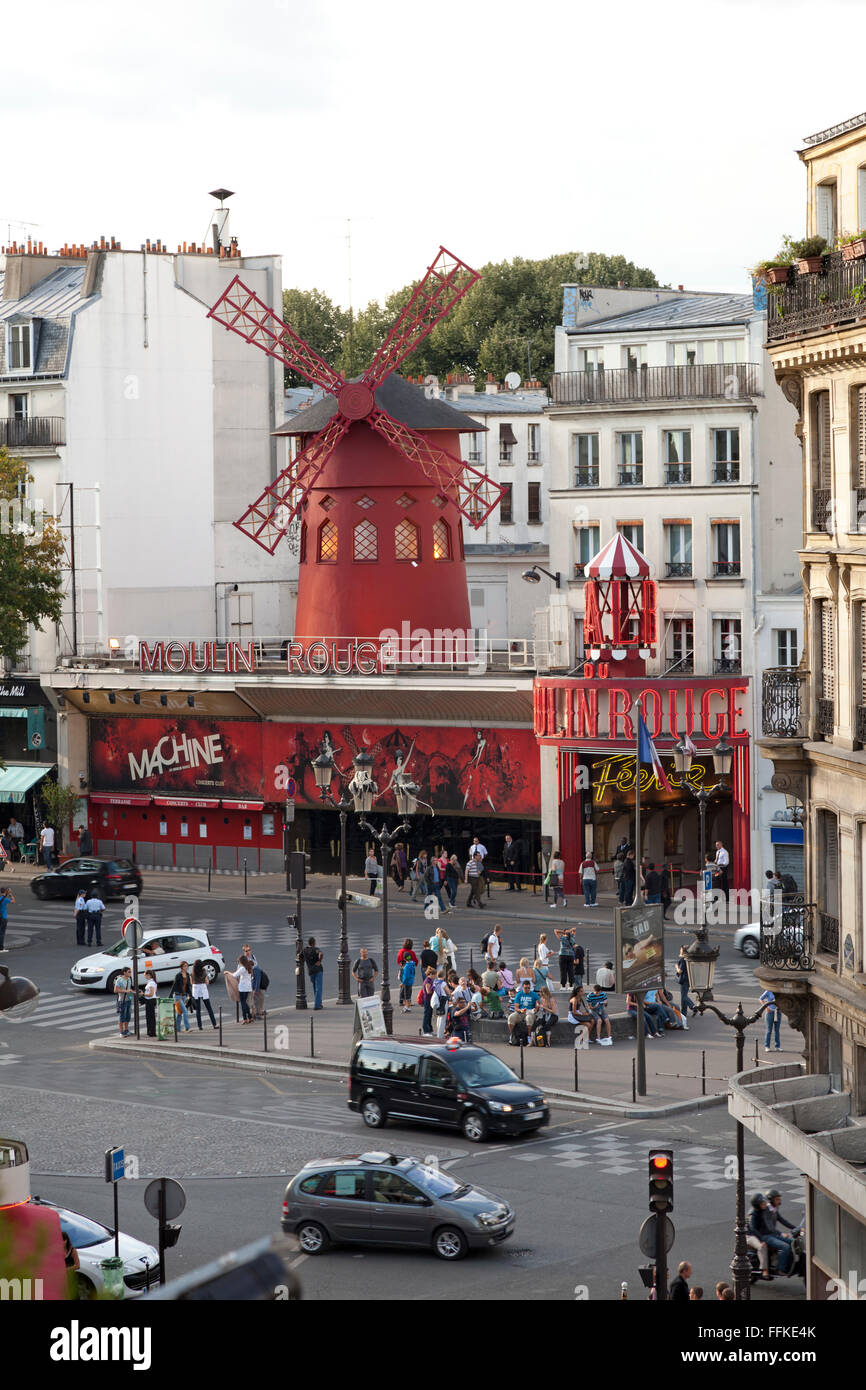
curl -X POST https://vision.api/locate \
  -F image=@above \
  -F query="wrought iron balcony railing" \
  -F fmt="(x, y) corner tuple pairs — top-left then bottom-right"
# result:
(762, 667), (805, 738)
(665, 655), (694, 674)
(766, 249), (866, 342)
(499, 448), (514, 463)
(574, 467), (599, 488)
(467, 451), (481, 462)
(0, 416), (65, 448)
(617, 467), (643, 486)
(819, 911), (840, 954)
(712, 559), (742, 577)
(665, 561), (693, 577)
(816, 697), (835, 737)
(760, 899), (815, 971)
(811, 487), (831, 532)
(550, 362), (761, 405)
(855, 705), (866, 745)
(528, 451), (542, 463)
(665, 464), (691, 485)
(712, 464), (740, 483)
(714, 656), (742, 674)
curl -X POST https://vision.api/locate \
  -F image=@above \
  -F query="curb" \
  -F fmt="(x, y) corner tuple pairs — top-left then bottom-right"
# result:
(87, 1038), (730, 1117)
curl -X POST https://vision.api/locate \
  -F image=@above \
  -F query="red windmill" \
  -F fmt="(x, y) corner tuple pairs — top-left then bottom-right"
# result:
(207, 248), (505, 648)
(582, 533), (657, 676)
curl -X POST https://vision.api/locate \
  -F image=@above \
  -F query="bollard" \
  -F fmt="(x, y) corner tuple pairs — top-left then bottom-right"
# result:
(207, 861), (212, 893)
(702, 1050), (706, 1096)
(218, 1006), (223, 1048)
(754, 1038), (759, 1066)
(236, 1000), (239, 1024)
(263, 1009), (268, 1054)
(574, 1048), (579, 1093)
(310, 1015), (315, 1058)
(520, 1040), (525, 1080)
(470, 948), (474, 973)
(173, 1005), (178, 1043)
(632, 1056), (636, 1104)
(244, 858), (248, 895)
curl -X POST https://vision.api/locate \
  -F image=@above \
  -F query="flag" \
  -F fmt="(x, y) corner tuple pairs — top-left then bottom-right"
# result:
(638, 716), (673, 793)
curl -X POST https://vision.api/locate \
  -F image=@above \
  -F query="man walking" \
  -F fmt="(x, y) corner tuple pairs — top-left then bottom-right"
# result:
(8, 816), (24, 861)
(304, 937), (324, 1010)
(85, 888), (105, 947)
(669, 1261), (692, 1301)
(579, 851), (599, 906)
(0, 886), (14, 952)
(352, 946), (379, 997)
(644, 861), (662, 904)
(760, 988), (782, 1051)
(713, 840), (730, 901)
(365, 848), (380, 895)
(619, 850), (636, 904)
(465, 851), (485, 908)
(503, 834), (521, 891)
(39, 823), (55, 870)
(74, 890), (88, 947)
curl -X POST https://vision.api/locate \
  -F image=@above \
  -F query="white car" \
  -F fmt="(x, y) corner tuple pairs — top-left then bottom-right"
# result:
(33, 1197), (160, 1298)
(733, 923), (760, 958)
(70, 927), (226, 992)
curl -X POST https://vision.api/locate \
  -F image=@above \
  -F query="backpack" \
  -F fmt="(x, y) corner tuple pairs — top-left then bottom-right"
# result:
(480, 933), (490, 954)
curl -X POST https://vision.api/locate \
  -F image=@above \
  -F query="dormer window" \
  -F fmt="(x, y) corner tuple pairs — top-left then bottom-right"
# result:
(8, 323), (32, 372)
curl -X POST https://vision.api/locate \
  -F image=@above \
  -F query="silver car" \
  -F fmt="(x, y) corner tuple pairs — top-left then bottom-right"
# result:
(281, 1151), (514, 1261)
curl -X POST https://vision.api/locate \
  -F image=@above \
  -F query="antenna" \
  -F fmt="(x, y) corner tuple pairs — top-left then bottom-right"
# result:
(2, 215), (40, 243)
(504, 371), (521, 391)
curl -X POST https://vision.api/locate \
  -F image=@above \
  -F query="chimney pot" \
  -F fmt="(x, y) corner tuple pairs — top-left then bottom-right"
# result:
(678, 284), (684, 291)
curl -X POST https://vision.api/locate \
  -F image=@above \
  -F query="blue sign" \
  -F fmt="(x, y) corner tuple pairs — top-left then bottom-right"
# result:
(105, 1147), (125, 1183)
(703, 869), (714, 894)
(286, 778), (296, 798)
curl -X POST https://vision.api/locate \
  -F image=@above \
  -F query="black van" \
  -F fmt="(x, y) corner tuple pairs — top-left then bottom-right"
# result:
(348, 1037), (549, 1143)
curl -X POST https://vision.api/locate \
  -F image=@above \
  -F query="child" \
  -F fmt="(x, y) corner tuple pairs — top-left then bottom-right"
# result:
(400, 953), (416, 1013)
(585, 985), (613, 1046)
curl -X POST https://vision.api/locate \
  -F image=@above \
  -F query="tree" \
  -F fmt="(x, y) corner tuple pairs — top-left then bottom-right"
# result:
(40, 781), (82, 853)
(0, 450), (64, 667)
(281, 288), (350, 386)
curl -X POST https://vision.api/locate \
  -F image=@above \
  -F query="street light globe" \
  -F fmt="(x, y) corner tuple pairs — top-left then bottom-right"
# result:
(684, 935), (720, 997)
(521, 567), (541, 584)
(713, 738), (734, 779)
(312, 750), (334, 791)
(673, 738), (694, 775)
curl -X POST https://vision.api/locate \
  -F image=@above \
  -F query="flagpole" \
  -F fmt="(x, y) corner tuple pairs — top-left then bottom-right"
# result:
(633, 713), (640, 907)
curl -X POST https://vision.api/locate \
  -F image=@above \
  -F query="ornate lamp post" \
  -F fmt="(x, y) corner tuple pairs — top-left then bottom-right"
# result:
(673, 736), (734, 946)
(312, 744), (355, 1006)
(685, 941), (769, 1302)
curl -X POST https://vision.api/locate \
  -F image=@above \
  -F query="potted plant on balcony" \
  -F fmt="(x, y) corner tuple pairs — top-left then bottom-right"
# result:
(840, 230), (866, 261)
(752, 258), (791, 286)
(792, 235), (828, 275)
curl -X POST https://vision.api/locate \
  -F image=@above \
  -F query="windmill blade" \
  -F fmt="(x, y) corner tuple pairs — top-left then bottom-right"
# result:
(233, 415), (351, 554)
(367, 408), (505, 530)
(362, 248), (480, 391)
(209, 275), (344, 395)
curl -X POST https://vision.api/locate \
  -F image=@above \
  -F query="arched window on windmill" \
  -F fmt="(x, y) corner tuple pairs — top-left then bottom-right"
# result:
(395, 518), (421, 562)
(353, 518), (378, 562)
(299, 521), (307, 562)
(432, 517), (452, 561)
(318, 519), (338, 563)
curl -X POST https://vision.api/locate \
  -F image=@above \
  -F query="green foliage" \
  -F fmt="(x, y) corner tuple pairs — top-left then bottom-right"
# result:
(284, 251), (659, 388)
(281, 288), (350, 387)
(0, 450), (64, 663)
(40, 781), (82, 849)
(790, 235), (827, 259)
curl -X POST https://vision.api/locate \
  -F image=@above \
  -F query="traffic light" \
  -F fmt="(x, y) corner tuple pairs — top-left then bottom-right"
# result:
(290, 852), (310, 890)
(648, 1149), (674, 1212)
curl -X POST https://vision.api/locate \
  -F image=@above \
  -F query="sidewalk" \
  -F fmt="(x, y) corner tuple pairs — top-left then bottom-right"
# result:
(89, 980), (789, 1117)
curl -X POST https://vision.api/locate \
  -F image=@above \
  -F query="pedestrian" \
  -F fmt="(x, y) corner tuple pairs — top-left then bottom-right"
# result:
(464, 851), (485, 908)
(470, 836), (488, 874)
(399, 952), (416, 1013)
(676, 947), (697, 1017)
(410, 850), (428, 901)
(546, 848), (566, 908)
(714, 840), (730, 901)
(231, 954), (254, 1023)
(507, 978), (539, 1044)
(0, 886), (14, 953)
(73, 890), (87, 947)
(250, 956), (270, 1019)
(669, 1260), (691, 1301)
(714, 1282), (730, 1300)
(143, 970), (158, 1037)
(425, 853), (448, 914)
(619, 850), (636, 904)
(688, 1287), (704, 1301)
(448, 977), (472, 1041)
(303, 937), (324, 1009)
(612, 852), (625, 900)
(585, 982), (613, 1045)
(85, 888), (105, 947)
(445, 854), (460, 909)
(555, 926), (576, 988)
(644, 861), (662, 904)
(660, 863), (672, 919)
(573, 939), (586, 988)
(579, 850), (599, 906)
(8, 816), (24, 860)
(241, 943), (258, 967)
(397, 938), (418, 972)
(430, 970), (450, 1038)
(352, 946), (379, 997)
(761, 989), (782, 1052)
(392, 842), (408, 890)
(78, 824), (93, 856)
(191, 959), (218, 1029)
(419, 938), (438, 974)
(486, 924), (503, 963)
(503, 834), (520, 891)
(627, 991), (662, 1037)
(172, 960), (193, 1031)
(420, 966), (437, 1035)
(0, 830), (14, 874)
(114, 966), (134, 1037)
(595, 960), (616, 990)
(365, 848), (380, 895)
(535, 931), (552, 980)
(39, 822), (55, 870)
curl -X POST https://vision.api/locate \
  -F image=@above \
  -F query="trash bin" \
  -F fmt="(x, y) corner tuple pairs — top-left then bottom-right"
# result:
(157, 999), (176, 1040)
(100, 1255), (125, 1299)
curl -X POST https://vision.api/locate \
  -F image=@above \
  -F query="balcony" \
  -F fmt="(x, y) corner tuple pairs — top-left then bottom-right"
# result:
(574, 467), (599, 488)
(819, 911), (840, 954)
(617, 467), (643, 486)
(499, 448), (514, 464)
(665, 464), (691, 485)
(712, 559), (742, 577)
(762, 667), (805, 738)
(550, 362), (761, 406)
(811, 487), (831, 532)
(759, 900), (815, 971)
(712, 464), (740, 483)
(766, 249), (866, 343)
(467, 451), (481, 462)
(0, 416), (65, 448)
(665, 561), (693, 578)
(665, 655), (693, 674)
(855, 705), (866, 745)
(714, 656), (742, 674)
(816, 697), (835, 737)
(528, 451), (542, 463)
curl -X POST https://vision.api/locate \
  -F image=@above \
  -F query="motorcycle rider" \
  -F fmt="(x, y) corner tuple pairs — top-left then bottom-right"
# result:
(747, 1193), (771, 1280)
(766, 1188), (800, 1253)
(750, 1191), (792, 1275)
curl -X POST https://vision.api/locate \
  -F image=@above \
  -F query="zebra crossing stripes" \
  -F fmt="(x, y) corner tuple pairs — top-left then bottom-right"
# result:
(0, 1049), (23, 1066)
(27, 991), (117, 1034)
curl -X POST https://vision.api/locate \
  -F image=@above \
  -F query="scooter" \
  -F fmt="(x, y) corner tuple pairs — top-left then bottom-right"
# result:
(748, 1229), (806, 1283)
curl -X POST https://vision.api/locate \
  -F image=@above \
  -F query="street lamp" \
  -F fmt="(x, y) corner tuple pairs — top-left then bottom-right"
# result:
(357, 799), (412, 1038)
(673, 737), (733, 933)
(685, 971), (769, 1302)
(312, 744), (354, 1006)
(521, 565), (561, 589)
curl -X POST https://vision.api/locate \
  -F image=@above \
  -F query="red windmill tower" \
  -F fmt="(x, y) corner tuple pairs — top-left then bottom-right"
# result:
(207, 248), (505, 648)
(582, 534), (657, 677)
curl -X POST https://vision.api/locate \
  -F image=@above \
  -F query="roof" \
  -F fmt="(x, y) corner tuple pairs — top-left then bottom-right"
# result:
(801, 111), (866, 148)
(0, 265), (86, 321)
(448, 393), (548, 416)
(275, 373), (484, 436)
(567, 293), (753, 335)
(586, 534), (652, 579)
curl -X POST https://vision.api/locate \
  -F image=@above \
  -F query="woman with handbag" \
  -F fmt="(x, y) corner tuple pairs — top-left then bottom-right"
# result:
(171, 961), (193, 1032)
(231, 955), (255, 1023)
(546, 850), (566, 909)
(143, 970), (158, 1038)
(191, 958), (218, 1030)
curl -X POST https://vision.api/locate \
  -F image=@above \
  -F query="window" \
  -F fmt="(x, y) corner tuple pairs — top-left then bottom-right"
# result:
(859, 167), (866, 231)
(617, 431), (643, 485)
(422, 1057), (456, 1089)
(9, 393), (28, 421)
(672, 341), (697, 367)
(390, 1052), (418, 1083)
(819, 600), (835, 707)
(371, 1171), (425, 1205)
(775, 629), (798, 667)
(574, 617), (585, 663)
(527, 423), (541, 462)
(719, 340), (742, 365)
(355, 495), (376, 509)
(623, 344), (645, 373)
(852, 385), (866, 532)
(573, 433), (599, 487)
(499, 483), (513, 524)
(811, 391), (832, 532)
(432, 518), (452, 560)
(353, 519), (378, 561)
(712, 428), (740, 482)
(617, 521), (644, 550)
(859, 603), (866, 714)
(527, 481), (541, 524)
(664, 430), (691, 484)
(712, 521), (741, 576)
(816, 808), (839, 933)
(816, 181), (837, 246)
(394, 518), (420, 559)
(299, 521), (307, 562)
(228, 590), (253, 640)
(664, 522), (692, 577)
(318, 520), (338, 562)
(318, 1169), (368, 1200)
(8, 323), (32, 372)
(713, 617), (742, 673)
(466, 433), (481, 463)
(578, 347), (603, 373)
(574, 524), (600, 573)
(499, 422), (516, 462)
(667, 617), (694, 673)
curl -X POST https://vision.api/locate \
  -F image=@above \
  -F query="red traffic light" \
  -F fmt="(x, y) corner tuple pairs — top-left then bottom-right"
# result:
(648, 1148), (674, 1212)
(652, 1155), (671, 1170)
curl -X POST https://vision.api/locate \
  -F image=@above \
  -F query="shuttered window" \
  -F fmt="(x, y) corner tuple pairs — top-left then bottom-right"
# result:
(817, 809), (839, 919)
(821, 601), (835, 701)
(856, 385), (866, 487)
(811, 391), (832, 488)
(860, 601), (866, 705)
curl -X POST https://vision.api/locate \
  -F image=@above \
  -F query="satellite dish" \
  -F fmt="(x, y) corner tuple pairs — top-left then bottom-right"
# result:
(504, 371), (521, 391)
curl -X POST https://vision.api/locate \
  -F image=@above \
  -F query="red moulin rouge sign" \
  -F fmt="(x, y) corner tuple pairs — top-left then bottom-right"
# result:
(534, 677), (750, 743)
(88, 718), (264, 798)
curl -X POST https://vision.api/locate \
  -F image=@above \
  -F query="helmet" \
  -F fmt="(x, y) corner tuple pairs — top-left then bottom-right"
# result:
(750, 1192), (765, 1208)
(766, 1188), (781, 1200)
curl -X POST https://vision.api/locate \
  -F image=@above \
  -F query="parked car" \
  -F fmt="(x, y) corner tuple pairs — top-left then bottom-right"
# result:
(734, 923), (760, 958)
(71, 927), (225, 992)
(32, 1197), (159, 1298)
(348, 1037), (549, 1143)
(31, 856), (142, 901)
(281, 1151), (514, 1260)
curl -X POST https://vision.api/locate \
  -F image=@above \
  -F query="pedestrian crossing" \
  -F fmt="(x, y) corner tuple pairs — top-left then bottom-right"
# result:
(0, 1048), (23, 1066)
(25, 990), (118, 1035)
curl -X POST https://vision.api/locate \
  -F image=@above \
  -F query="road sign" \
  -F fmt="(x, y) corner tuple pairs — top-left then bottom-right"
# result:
(122, 917), (144, 948)
(638, 1213), (675, 1258)
(144, 1177), (187, 1222)
(105, 1147), (125, 1184)
(285, 800), (295, 824)
(285, 778), (296, 798)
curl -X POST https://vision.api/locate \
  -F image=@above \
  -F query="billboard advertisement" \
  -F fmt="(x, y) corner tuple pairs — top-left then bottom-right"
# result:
(614, 903), (665, 994)
(88, 718), (264, 800)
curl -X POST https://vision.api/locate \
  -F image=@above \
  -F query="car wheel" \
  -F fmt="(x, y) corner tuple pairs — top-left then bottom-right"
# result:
(741, 937), (759, 959)
(32, 881), (49, 900)
(296, 1221), (329, 1255)
(202, 961), (219, 983)
(106, 971), (120, 994)
(76, 1274), (97, 1300)
(433, 1226), (468, 1261)
(461, 1110), (488, 1143)
(361, 1097), (386, 1129)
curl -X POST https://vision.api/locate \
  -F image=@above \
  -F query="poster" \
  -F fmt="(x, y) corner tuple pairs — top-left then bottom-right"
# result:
(614, 903), (664, 994)
(353, 994), (386, 1041)
(88, 717), (264, 799)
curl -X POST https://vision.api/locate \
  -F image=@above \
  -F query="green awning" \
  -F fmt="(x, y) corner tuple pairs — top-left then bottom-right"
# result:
(0, 708), (28, 718)
(0, 765), (53, 803)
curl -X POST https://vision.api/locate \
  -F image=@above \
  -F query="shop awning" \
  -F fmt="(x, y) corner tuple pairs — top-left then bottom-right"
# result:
(154, 796), (220, 809)
(89, 793), (153, 806)
(0, 708), (28, 718)
(0, 764), (53, 803)
(221, 798), (264, 811)
(771, 825), (804, 845)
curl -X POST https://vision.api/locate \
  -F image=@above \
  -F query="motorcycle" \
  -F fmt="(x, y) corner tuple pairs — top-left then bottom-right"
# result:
(748, 1228), (806, 1283)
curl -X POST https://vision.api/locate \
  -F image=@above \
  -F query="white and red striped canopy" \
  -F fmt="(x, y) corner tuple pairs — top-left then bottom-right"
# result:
(584, 533), (652, 580)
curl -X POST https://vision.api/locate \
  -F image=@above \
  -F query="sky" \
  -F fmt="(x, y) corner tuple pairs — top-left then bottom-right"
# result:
(4, 0), (865, 312)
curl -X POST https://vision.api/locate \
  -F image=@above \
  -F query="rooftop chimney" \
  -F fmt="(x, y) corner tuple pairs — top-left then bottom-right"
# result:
(209, 188), (235, 255)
